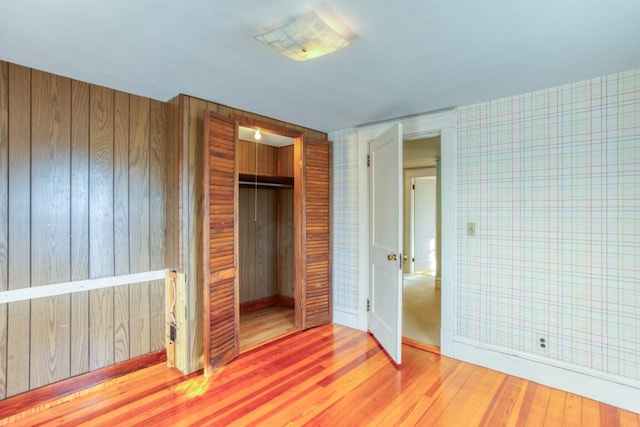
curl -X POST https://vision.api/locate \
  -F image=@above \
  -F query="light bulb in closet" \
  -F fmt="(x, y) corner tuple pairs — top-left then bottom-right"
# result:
(254, 129), (262, 140)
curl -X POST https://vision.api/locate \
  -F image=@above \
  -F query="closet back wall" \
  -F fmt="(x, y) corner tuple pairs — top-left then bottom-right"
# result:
(239, 187), (294, 304)
(0, 61), (168, 399)
(239, 188), (277, 303)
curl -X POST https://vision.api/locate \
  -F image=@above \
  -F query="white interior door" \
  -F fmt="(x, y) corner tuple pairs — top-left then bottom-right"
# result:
(369, 123), (403, 364)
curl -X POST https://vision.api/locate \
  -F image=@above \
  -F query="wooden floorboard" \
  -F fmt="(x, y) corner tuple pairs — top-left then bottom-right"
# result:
(0, 324), (638, 426)
(239, 305), (296, 352)
(0, 350), (167, 421)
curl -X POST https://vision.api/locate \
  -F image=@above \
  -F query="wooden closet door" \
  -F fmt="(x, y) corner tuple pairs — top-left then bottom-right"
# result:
(298, 137), (332, 328)
(202, 110), (239, 375)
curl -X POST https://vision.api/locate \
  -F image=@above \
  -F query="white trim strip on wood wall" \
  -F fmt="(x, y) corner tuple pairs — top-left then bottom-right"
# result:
(0, 270), (166, 304)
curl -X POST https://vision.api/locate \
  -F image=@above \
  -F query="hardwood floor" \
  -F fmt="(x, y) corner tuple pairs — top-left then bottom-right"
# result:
(239, 305), (296, 351)
(1, 324), (638, 426)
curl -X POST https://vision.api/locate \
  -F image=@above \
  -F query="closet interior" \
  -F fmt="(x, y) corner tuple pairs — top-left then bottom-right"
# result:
(237, 127), (296, 351)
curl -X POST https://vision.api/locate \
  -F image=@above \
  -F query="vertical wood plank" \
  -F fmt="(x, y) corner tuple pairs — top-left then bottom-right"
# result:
(217, 104), (233, 118)
(178, 96), (191, 367)
(30, 69), (71, 389)
(258, 190), (276, 297)
(6, 64), (31, 397)
(164, 97), (179, 270)
(187, 96), (207, 372)
(70, 79), (90, 376)
(239, 188), (276, 303)
(0, 61), (8, 399)
(239, 189), (256, 303)
(237, 140), (256, 175)
(237, 141), (279, 176)
(129, 95), (151, 358)
(178, 96), (189, 293)
(88, 84), (115, 370)
(113, 90), (130, 362)
(278, 145), (294, 177)
(257, 143), (277, 175)
(149, 99), (166, 351)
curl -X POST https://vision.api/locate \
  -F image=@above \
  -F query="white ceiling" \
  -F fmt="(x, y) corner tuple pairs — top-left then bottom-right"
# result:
(238, 126), (294, 147)
(1, 1), (639, 133)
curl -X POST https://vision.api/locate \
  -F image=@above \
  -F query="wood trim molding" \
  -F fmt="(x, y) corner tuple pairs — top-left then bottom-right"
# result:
(0, 351), (168, 419)
(277, 295), (295, 309)
(239, 295), (296, 314)
(234, 115), (306, 139)
(240, 296), (278, 314)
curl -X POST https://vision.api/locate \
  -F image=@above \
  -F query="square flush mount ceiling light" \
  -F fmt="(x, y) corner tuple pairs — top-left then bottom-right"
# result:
(255, 11), (350, 61)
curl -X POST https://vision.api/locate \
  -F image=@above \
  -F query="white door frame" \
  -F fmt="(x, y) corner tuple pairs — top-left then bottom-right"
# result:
(356, 109), (456, 357)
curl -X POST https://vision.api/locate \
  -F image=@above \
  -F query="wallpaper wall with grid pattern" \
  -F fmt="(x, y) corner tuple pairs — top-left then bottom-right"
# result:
(456, 69), (640, 382)
(330, 129), (360, 311)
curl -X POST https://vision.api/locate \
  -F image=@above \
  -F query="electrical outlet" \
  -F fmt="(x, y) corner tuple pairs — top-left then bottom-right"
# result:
(169, 323), (177, 343)
(539, 337), (547, 349)
(466, 222), (476, 236)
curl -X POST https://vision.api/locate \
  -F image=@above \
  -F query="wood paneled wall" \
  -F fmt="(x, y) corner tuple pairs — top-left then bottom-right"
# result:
(278, 145), (294, 178)
(238, 187), (294, 303)
(0, 61), (168, 398)
(172, 94), (326, 373)
(237, 140), (278, 176)
(237, 140), (294, 178)
(239, 188), (276, 303)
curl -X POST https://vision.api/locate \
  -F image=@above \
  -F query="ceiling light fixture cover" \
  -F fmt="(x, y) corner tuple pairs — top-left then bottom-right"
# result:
(255, 11), (350, 61)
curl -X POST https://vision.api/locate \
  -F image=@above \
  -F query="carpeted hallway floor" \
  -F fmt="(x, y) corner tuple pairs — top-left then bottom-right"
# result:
(402, 273), (441, 346)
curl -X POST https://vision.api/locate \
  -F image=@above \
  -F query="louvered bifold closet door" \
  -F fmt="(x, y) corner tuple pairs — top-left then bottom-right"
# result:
(302, 138), (332, 328)
(202, 110), (239, 376)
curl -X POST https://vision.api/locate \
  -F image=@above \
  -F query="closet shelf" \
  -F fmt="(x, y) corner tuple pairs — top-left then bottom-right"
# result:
(238, 173), (294, 189)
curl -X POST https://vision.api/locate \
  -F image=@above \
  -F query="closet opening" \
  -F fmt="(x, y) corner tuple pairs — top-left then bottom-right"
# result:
(237, 126), (297, 351)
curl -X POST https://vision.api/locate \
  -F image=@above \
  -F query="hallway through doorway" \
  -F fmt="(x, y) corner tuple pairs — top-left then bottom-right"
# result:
(402, 273), (440, 347)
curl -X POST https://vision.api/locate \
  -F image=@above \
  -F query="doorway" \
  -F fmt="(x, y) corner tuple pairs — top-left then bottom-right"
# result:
(402, 136), (441, 350)
(203, 111), (332, 375)
(236, 126), (297, 352)
(363, 109), (454, 364)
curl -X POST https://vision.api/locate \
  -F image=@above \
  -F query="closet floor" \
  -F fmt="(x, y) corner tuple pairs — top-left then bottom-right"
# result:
(239, 305), (296, 352)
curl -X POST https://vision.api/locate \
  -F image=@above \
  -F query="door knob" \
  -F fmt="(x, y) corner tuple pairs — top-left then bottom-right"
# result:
(387, 253), (397, 261)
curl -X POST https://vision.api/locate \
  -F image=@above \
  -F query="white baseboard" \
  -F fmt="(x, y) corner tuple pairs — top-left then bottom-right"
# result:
(452, 337), (640, 414)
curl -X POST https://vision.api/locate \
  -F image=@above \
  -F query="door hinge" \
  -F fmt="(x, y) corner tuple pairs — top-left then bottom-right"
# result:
(367, 299), (370, 312)
(412, 184), (415, 190)
(367, 155), (370, 167)
(300, 299), (304, 308)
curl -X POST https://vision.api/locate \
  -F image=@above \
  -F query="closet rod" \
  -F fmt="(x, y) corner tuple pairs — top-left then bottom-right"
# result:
(238, 180), (293, 188)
